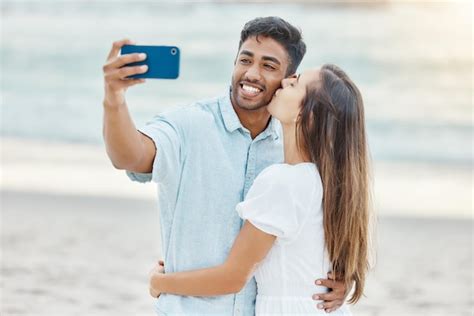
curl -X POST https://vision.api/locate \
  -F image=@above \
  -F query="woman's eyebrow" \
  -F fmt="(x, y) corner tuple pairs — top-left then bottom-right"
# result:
(297, 74), (301, 82)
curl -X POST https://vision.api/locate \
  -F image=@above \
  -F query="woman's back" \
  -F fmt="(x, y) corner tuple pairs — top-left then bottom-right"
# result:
(237, 163), (351, 315)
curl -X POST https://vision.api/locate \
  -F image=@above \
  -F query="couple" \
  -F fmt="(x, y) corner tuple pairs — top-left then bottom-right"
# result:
(102, 16), (370, 315)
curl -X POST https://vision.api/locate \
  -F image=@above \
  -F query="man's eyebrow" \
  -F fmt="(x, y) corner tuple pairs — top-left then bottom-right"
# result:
(239, 50), (281, 66)
(239, 50), (254, 57)
(262, 56), (281, 65)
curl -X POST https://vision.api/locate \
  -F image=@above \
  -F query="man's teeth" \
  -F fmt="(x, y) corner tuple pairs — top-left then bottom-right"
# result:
(242, 84), (261, 93)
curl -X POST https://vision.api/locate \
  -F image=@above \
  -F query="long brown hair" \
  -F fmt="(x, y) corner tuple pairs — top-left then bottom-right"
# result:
(298, 64), (371, 303)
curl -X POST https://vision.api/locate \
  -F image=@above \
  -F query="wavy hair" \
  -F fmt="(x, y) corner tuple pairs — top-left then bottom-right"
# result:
(297, 64), (371, 303)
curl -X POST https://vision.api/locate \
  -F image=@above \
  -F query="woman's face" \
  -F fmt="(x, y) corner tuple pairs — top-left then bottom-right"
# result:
(267, 68), (320, 125)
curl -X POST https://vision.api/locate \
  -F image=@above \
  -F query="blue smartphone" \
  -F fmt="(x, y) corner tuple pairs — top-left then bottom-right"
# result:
(120, 45), (180, 79)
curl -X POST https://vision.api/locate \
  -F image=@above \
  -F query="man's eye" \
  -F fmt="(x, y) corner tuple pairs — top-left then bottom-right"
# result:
(264, 64), (276, 70)
(240, 59), (250, 64)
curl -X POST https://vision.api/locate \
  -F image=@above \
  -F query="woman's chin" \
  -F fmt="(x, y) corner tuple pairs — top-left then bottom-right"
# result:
(266, 102), (277, 117)
(268, 110), (283, 123)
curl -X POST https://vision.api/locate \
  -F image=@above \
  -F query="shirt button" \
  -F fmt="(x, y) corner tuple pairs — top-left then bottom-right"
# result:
(235, 308), (241, 315)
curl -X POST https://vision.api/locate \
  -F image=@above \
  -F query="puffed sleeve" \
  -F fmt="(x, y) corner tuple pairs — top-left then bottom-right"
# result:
(236, 165), (318, 244)
(126, 107), (186, 184)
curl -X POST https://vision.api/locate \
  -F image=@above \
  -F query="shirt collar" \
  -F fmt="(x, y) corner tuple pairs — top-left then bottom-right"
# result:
(218, 90), (243, 133)
(262, 116), (281, 141)
(218, 89), (280, 140)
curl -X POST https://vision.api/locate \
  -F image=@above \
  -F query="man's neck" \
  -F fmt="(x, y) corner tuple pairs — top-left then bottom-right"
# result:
(232, 102), (272, 139)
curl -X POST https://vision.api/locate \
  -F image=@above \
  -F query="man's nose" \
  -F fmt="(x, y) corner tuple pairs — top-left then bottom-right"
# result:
(245, 64), (262, 82)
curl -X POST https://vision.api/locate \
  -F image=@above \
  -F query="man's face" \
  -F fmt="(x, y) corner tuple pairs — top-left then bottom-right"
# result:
(231, 36), (290, 111)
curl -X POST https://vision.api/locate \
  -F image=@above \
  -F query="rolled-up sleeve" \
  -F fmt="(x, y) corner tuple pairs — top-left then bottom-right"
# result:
(126, 109), (185, 184)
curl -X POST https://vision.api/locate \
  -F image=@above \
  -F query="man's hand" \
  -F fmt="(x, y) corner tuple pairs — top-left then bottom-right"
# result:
(149, 260), (165, 298)
(312, 272), (350, 313)
(102, 38), (148, 109)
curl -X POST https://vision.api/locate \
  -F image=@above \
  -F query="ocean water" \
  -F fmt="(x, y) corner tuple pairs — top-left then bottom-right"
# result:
(1, 1), (472, 166)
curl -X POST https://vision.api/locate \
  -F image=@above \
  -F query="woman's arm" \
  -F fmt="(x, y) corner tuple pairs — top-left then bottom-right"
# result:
(149, 221), (276, 297)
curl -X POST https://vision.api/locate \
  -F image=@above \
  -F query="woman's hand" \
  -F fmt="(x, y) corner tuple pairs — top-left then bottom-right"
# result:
(149, 260), (165, 298)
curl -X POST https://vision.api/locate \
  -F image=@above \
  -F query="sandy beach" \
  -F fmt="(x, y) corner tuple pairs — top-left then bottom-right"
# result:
(1, 138), (473, 315)
(2, 189), (472, 316)
(0, 138), (474, 316)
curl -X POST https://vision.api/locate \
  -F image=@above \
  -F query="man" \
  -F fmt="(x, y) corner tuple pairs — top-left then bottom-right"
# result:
(102, 16), (348, 315)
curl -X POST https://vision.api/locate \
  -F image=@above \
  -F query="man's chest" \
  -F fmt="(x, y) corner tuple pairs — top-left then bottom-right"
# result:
(183, 132), (283, 197)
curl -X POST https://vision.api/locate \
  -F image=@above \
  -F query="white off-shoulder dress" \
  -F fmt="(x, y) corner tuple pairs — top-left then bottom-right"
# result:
(236, 163), (352, 316)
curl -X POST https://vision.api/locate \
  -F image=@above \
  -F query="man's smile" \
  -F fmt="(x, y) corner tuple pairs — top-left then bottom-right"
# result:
(239, 81), (265, 99)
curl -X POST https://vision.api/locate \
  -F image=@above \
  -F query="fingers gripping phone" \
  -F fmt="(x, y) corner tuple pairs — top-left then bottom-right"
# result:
(120, 45), (180, 79)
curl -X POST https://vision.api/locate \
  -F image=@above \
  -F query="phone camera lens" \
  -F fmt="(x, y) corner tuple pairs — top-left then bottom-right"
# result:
(171, 48), (177, 55)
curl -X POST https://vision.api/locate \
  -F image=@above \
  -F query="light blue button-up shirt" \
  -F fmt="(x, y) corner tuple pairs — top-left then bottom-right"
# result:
(127, 92), (283, 316)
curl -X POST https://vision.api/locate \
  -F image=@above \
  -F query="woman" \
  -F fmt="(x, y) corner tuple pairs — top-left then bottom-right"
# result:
(149, 64), (371, 315)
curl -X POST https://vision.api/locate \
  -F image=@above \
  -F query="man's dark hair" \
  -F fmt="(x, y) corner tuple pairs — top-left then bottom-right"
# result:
(239, 16), (306, 76)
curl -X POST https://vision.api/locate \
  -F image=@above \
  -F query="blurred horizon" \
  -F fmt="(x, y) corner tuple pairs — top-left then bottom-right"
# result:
(2, 1), (472, 164)
(1, 0), (472, 218)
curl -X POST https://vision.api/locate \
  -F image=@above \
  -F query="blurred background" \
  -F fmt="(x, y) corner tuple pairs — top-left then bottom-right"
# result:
(1, 0), (472, 315)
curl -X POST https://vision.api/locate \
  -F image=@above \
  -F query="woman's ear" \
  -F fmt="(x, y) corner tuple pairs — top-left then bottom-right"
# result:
(294, 112), (303, 124)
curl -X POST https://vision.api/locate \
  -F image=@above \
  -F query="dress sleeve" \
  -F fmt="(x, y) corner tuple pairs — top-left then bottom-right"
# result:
(236, 166), (316, 244)
(126, 108), (186, 184)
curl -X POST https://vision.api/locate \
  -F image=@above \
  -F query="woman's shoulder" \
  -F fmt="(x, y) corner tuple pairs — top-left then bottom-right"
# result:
(255, 163), (294, 185)
(239, 163), (323, 243)
(255, 163), (322, 193)
(259, 162), (319, 178)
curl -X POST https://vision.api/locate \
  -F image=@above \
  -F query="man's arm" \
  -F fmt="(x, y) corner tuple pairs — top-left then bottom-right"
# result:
(102, 38), (155, 173)
(149, 221), (276, 296)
